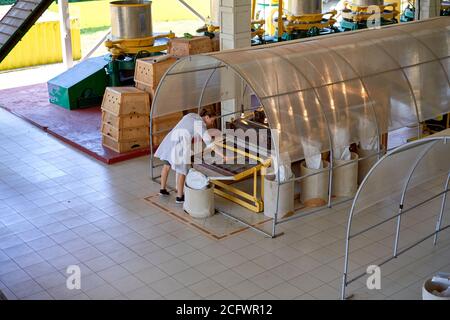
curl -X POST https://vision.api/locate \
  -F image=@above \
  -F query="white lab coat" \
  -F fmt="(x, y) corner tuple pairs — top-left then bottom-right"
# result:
(155, 113), (214, 175)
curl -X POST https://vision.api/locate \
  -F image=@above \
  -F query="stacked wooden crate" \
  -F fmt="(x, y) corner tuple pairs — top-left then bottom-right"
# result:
(101, 87), (150, 153)
(134, 55), (178, 99)
(168, 36), (213, 58)
(210, 33), (220, 52)
(134, 55), (184, 148)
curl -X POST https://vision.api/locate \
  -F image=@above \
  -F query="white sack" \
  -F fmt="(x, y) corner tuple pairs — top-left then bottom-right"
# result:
(270, 152), (293, 183)
(359, 116), (378, 151)
(331, 126), (351, 160)
(301, 139), (323, 170)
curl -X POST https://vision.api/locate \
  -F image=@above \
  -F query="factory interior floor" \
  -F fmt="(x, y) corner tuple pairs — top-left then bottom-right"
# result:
(1, 107), (450, 300)
(0, 83), (150, 164)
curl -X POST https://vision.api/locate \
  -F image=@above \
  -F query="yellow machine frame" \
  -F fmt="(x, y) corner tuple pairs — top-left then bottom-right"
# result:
(205, 142), (271, 213)
(284, 10), (337, 33)
(267, 1), (337, 37)
(201, 0), (265, 40)
(105, 32), (175, 57)
(342, 1), (399, 22)
(205, 20), (266, 39)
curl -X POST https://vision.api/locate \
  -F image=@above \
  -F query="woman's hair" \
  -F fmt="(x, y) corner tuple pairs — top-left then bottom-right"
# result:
(200, 108), (217, 118)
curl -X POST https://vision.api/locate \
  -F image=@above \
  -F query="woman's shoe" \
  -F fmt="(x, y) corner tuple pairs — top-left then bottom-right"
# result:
(159, 189), (170, 196)
(175, 195), (185, 204)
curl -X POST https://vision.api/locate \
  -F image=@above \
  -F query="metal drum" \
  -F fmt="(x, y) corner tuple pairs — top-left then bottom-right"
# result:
(110, 0), (153, 40)
(289, 0), (323, 15)
(352, 0), (384, 6)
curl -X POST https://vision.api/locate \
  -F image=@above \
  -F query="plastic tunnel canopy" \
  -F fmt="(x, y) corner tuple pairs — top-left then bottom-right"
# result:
(351, 132), (450, 220)
(341, 132), (450, 299)
(151, 17), (450, 163)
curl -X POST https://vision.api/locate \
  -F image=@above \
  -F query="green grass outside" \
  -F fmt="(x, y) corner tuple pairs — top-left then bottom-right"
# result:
(80, 25), (110, 35)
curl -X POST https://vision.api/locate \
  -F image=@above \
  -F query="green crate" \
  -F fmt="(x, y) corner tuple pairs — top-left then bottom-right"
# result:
(47, 56), (108, 110)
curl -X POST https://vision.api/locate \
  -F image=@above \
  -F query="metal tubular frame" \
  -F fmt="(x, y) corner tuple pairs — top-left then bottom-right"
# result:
(177, 0), (205, 22)
(149, 18), (449, 239)
(392, 141), (437, 257)
(341, 136), (450, 300)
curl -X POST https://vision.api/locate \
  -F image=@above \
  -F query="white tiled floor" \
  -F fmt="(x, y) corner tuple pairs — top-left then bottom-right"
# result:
(0, 107), (450, 300)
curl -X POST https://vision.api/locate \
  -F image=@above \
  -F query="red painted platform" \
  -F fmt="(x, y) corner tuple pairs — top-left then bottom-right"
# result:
(0, 83), (150, 164)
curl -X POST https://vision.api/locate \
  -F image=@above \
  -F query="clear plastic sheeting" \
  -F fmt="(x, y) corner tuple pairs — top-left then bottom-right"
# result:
(151, 17), (450, 163)
(351, 135), (450, 220)
(342, 132), (450, 299)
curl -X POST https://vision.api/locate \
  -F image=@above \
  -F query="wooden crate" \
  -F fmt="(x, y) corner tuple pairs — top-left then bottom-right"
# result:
(134, 56), (177, 92)
(102, 111), (149, 129)
(101, 87), (150, 116)
(135, 81), (155, 100)
(152, 112), (184, 147)
(168, 36), (212, 58)
(211, 33), (220, 52)
(102, 123), (149, 141)
(102, 134), (149, 153)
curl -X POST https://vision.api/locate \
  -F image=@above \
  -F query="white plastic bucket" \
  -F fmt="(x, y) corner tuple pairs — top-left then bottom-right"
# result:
(263, 174), (294, 218)
(332, 152), (359, 197)
(183, 183), (215, 218)
(358, 147), (381, 184)
(422, 279), (450, 300)
(300, 160), (330, 207)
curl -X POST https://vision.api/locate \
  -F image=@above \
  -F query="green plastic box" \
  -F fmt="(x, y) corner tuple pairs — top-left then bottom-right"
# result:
(47, 56), (108, 110)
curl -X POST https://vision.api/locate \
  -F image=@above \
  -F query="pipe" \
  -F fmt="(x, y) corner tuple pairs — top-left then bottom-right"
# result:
(178, 0), (206, 22)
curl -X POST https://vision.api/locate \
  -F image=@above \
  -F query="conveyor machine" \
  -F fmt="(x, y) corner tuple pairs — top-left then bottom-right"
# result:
(192, 108), (272, 213)
(340, 0), (399, 31)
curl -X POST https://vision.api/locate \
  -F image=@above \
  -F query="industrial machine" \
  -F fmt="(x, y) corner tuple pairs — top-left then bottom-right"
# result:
(187, 106), (273, 213)
(400, 1), (415, 21)
(47, 56), (108, 110)
(193, 143), (270, 213)
(48, 0), (174, 109)
(400, 1), (450, 22)
(104, 1), (174, 87)
(340, 0), (399, 31)
(442, 1), (450, 15)
(273, 0), (339, 40)
(197, 0), (266, 45)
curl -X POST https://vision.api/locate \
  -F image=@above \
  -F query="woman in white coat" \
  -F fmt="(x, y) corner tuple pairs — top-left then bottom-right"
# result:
(155, 108), (225, 203)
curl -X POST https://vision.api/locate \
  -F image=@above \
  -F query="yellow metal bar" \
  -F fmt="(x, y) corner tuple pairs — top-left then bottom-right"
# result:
(251, 0), (256, 20)
(213, 180), (257, 203)
(233, 164), (262, 181)
(215, 142), (271, 167)
(206, 142), (271, 213)
(253, 168), (258, 199)
(342, 2), (399, 22)
(285, 20), (336, 32)
(260, 172), (265, 201)
(105, 32), (175, 56)
(214, 188), (262, 212)
(278, 0), (284, 38)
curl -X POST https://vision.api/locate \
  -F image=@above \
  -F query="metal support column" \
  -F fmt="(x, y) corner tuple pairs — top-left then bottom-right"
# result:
(58, 0), (73, 69)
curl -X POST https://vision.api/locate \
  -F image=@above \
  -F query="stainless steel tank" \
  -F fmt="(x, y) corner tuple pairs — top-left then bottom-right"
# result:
(289, 0), (323, 15)
(352, 0), (384, 6)
(110, 0), (153, 40)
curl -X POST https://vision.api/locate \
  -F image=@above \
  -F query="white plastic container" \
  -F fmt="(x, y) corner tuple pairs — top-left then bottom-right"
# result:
(357, 148), (379, 184)
(186, 169), (209, 190)
(183, 183), (215, 219)
(422, 279), (450, 300)
(300, 160), (330, 207)
(264, 174), (294, 219)
(332, 152), (359, 197)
